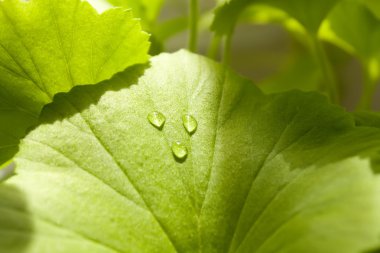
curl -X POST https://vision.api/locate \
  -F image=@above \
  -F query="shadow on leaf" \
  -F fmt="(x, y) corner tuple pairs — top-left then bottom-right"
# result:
(0, 185), (33, 253)
(39, 64), (149, 125)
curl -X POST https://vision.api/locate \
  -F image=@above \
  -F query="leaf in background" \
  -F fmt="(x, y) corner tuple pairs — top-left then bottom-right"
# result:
(361, 0), (380, 19)
(0, 0), (150, 165)
(239, 4), (307, 41)
(259, 52), (321, 94)
(212, 0), (251, 35)
(102, 0), (165, 54)
(104, 0), (164, 28)
(212, 0), (341, 35)
(319, 0), (380, 108)
(260, 0), (341, 34)
(1, 51), (380, 252)
(154, 17), (188, 42)
(320, 0), (380, 70)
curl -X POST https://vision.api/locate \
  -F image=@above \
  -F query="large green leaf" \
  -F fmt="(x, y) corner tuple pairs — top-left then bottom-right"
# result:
(1, 51), (380, 252)
(212, 0), (341, 35)
(0, 0), (150, 164)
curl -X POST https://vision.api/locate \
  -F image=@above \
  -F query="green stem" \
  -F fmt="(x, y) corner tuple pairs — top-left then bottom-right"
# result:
(311, 36), (339, 104)
(188, 0), (199, 52)
(208, 35), (221, 60)
(223, 29), (234, 65)
(357, 62), (379, 110)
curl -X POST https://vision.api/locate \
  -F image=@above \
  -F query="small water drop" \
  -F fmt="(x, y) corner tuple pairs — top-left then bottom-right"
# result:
(171, 141), (188, 160)
(148, 111), (166, 129)
(182, 114), (197, 134)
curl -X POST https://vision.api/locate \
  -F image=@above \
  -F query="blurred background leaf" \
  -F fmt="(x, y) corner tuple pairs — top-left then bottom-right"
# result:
(320, 0), (380, 109)
(87, 0), (380, 110)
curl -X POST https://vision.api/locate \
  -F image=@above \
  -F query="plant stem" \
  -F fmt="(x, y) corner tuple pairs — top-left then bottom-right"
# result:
(223, 29), (234, 65)
(208, 35), (221, 60)
(311, 35), (340, 104)
(357, 62), (379, 110)
(188, 0), (199, 52)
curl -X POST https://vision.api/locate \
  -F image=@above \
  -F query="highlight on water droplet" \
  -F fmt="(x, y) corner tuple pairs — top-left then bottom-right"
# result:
(147, 111), (166, 129)
(171, 141), (188, 160)
(182, 114), (197, 135)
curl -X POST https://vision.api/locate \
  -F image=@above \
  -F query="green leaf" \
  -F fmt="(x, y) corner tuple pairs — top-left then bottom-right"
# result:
(319, 0), (380, 109)
(262, 0), (341, 34)
(0, 0), (150, 165)
(361, 0), (380, 19)
(239, 4), (307, 41)
(320, 1), (380, 66)
(212, 0), (341, 35)
(154, 17), (188, 42)
(259, 52), (321, 94)
(1, 51), (380, 252)
(102, 0), (164, 54)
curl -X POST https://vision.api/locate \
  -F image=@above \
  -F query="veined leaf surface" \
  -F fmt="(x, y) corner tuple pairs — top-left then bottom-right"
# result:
(1, 51), (380, 253)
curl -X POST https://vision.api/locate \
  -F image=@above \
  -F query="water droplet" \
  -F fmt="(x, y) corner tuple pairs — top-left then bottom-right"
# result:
(148, 111), (166, 129)
(182, 114), (197, 134)
(171, 141), (188, 160)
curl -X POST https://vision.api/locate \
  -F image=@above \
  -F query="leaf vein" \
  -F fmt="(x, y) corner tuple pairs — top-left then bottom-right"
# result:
(63, 97), (181, 253)
(24, 138), (148, 212)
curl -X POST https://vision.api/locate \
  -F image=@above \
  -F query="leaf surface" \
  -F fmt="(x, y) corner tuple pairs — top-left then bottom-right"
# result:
(353, 111), (380, 174)
(355, 111), (380, 128)
(0, 0), (150, 164)
(1, 51), (380, 253)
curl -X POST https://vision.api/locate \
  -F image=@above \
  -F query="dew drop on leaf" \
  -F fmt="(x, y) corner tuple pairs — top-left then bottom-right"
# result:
(171, 141), (188, 160)
(182, 114), (197, 134)
(147, 111), (166, 129)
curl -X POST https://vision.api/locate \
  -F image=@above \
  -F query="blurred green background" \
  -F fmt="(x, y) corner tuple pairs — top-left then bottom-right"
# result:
(89, 0), (380, 111)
